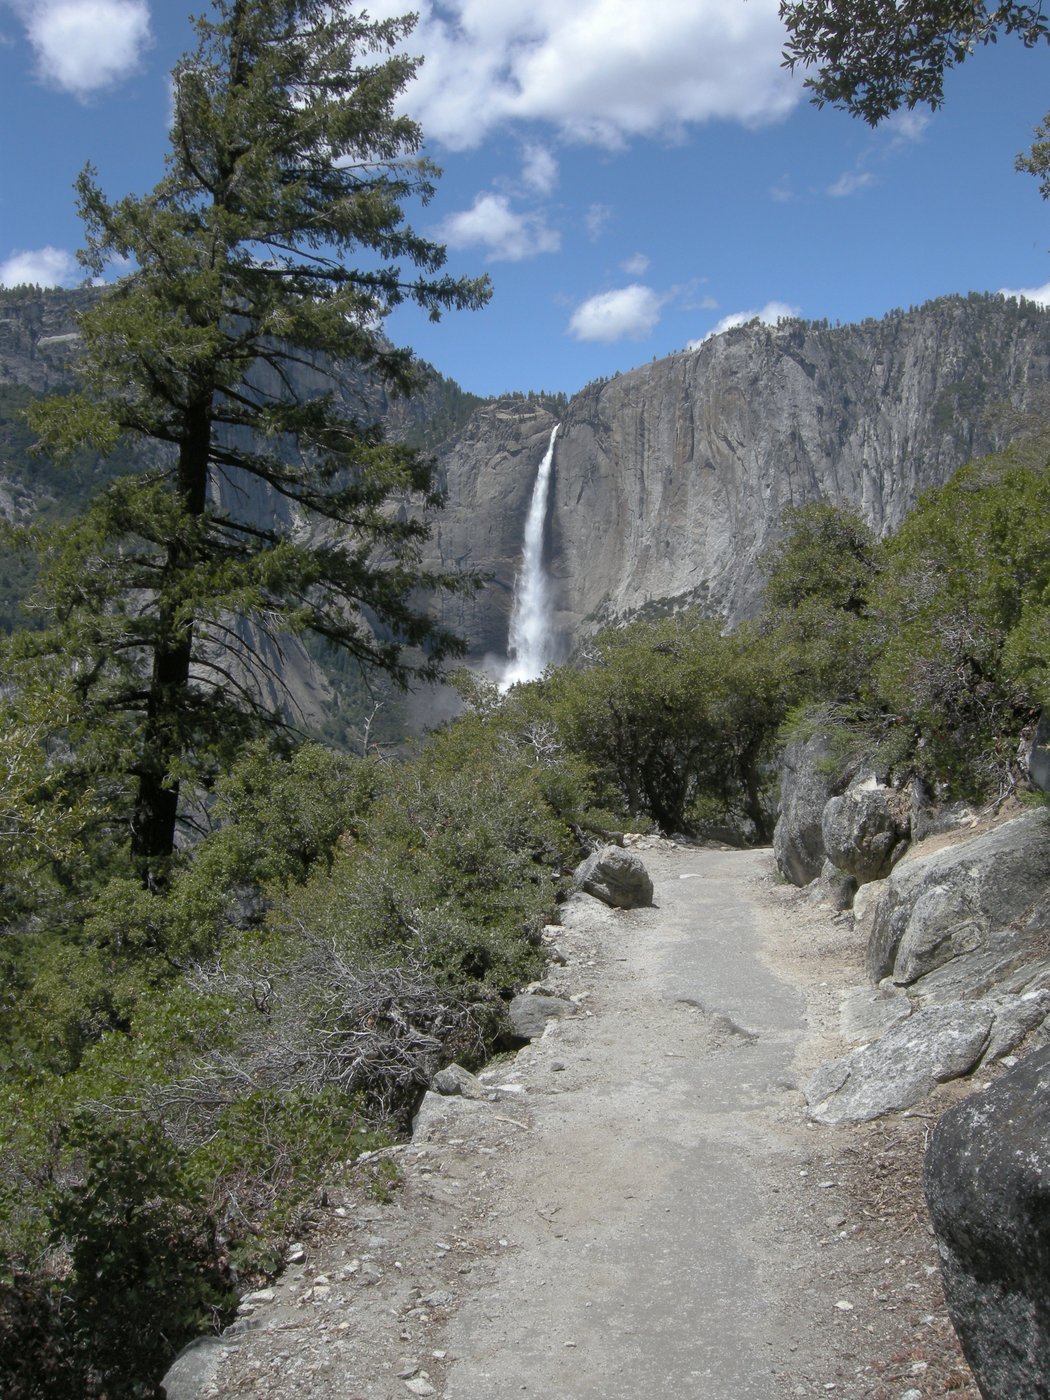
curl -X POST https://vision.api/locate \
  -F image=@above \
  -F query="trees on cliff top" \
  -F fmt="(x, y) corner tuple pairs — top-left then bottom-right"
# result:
(10, 0), (489, 882)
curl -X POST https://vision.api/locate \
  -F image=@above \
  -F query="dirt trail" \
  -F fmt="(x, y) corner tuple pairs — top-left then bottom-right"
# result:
(181, 842), (976, 1400)
(443, 844), (821, 1399)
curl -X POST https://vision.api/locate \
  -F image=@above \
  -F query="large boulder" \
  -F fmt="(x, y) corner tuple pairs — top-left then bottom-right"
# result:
(772, 732), (845, 886)
(862, 811), (1050, 986)
(924, 1046), (1050, 1399)
(573, 845), (654, 909)
(821, 776), (909, 885)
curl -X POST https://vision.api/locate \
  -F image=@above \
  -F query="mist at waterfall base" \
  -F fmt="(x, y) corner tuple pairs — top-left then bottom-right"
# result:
(501, 425), (560, 690)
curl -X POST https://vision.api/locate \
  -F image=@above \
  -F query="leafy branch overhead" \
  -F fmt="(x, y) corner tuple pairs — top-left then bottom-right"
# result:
(18, 0), (490, 878)
(779, 0), (1050, 125)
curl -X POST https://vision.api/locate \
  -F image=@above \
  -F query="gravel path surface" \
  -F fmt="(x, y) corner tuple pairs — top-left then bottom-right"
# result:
(181, 841), (977, 1400)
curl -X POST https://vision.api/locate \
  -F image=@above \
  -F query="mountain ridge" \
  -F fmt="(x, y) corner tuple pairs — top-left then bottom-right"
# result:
(3, 286), (1050, 673)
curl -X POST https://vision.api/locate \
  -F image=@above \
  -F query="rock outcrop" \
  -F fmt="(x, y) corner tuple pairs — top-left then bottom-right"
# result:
(773, 731), (845, 886)
(507, 990), (577, 1040)
(806, 990), (1050, 1124)
(862, 811), (1050, 988)
(924, 1046), (1050, 1399)
(428, 294), (1050, 659)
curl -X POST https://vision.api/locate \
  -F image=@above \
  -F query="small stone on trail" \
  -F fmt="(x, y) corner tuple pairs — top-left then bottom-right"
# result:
(834, 1300), (854, 1311)
(551, 1061), (567, 1072)
(404, 1380), (436, 1398)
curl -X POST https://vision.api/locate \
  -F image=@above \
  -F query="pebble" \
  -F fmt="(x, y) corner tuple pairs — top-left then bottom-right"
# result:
(834, 1300), (854, 1311)
(286, 1243), (306, 1264)
(551, 1061), (567, 1072)
(404, 1379), (436, 1397)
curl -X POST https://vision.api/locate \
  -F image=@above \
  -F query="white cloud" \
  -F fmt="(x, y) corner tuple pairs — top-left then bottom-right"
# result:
(585, 202), (612, 240)
(827, 169), (875, 198)
(999, 280), (1050, 307)
(769, 176), (795, 203)
(374, 0), (798, 151)
(11, 0), (151, 99)
(620, 252), (649, 276)
(436, 192), (560, 262)
(885, 109), (931, 145)
(0, 244), (77, 287)
(521, 142), (558, 195)
(567, 284), (664, 342)
(691, 299), (799, 345)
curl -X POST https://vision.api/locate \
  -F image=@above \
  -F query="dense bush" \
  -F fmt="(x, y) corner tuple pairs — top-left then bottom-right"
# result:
(527, 614), (792, 840)
(0, 714), (581, 1396)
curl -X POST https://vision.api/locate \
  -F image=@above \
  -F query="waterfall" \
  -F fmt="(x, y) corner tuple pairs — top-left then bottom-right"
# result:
(502, 423), (559, 688)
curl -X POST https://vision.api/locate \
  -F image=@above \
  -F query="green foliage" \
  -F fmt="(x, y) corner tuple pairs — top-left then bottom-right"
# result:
(535, 613), (791, 839)
(286, 722), (571, 997)
(758, 447), (1050, 799)
(759, 502), (882, 704)
(780, 0), (1050, 126)
(874, 443), (1050, 792)
(48, 1116), (234, 1397)
(0, 705), (581, 1393)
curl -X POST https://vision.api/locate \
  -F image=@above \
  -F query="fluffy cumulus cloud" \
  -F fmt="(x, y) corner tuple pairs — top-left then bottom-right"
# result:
(10, 0), (151, 98)
(567, 284), (664, 342)
(436, 193), (560, 262)
(0, 244), (77, 287)
(691, 299), (799, 345)
(999, 280), (1050, 307)
(370, 0), (797, 150)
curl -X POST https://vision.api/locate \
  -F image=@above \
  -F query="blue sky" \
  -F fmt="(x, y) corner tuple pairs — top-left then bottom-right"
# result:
(1, 0), (1049, 398)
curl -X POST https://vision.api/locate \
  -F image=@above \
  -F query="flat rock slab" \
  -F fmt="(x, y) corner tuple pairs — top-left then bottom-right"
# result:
(839, 985), (912, 1044)
(806, 1003), (994, 1124)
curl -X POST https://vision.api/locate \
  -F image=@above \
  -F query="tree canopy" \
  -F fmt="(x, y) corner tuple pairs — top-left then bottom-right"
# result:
(780, 0), (1050, 125)
(12, 0), (489, 881)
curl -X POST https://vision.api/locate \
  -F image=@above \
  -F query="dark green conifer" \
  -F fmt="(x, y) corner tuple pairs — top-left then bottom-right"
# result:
(18, 1), (489, 880)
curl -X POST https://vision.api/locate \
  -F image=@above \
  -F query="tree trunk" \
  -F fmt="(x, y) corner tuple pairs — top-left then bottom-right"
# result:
(131, 400), (211, 881)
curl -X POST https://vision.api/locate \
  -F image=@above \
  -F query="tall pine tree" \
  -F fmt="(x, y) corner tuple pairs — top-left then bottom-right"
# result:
(14, 1), (489, 882)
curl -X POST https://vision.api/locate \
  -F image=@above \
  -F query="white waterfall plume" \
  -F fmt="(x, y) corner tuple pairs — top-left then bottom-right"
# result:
(502, 423), (559, 688)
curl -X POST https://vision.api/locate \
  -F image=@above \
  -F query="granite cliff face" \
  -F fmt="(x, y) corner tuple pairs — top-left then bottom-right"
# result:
(430, 295), (1050, 661)
(5, 288), (1050, 672)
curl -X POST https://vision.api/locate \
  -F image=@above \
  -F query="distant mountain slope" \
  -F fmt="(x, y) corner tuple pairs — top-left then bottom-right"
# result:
(428, 293), (1050, 661)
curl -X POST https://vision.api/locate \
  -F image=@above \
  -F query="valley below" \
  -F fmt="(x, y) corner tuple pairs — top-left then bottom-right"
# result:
(166, 842), (980, 1400)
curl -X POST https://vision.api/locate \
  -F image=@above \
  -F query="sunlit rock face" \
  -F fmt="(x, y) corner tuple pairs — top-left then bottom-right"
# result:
(428, 295), (1050, 662)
